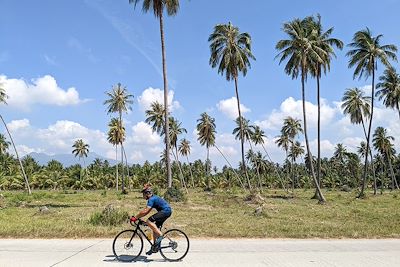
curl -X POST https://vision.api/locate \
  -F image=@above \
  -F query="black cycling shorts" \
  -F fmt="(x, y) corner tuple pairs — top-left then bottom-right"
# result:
(148, 210), (171, 228)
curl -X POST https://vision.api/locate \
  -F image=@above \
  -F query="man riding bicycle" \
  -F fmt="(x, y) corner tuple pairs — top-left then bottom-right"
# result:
(130, 184), (172, 255)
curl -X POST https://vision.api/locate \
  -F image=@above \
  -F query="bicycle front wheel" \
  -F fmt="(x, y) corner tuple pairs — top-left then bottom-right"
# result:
(112, 229), (143, 262)
(159, 229), (190, 261)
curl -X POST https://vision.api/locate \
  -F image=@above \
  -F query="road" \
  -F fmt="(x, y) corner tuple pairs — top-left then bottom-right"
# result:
(0, 239), (399, 267)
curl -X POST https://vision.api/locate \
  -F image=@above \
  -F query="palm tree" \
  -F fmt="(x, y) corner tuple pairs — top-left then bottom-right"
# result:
(178, 138), (194, 187)
(0, 133), (10, 155)
(129, 0), (181, 188)
(208, 22), (256, 187)
(168, 117), (187, 190)
(288, 140), (305, 189)
(346, 27), (397, 197)
(107, 118), (125, 191)
(282, 117), (303, 141)
(376, 66), (400, 119)
(251, 126), (286, 190)
(307, 15), (343, 192)
(145, 101), (166, 134)
(196, 112), (216, 189)
(0, 86), (31, 194)
(72, 139), (90, 181)
(342, 88), (377, 194)
(232, 116), (255, 189)
(276, 17), (326, 202)
(104, 83), (133, 192)
(372, 127), (399, 190)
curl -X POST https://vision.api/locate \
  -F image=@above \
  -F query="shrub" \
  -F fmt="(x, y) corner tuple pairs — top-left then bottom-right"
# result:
(163, 187), (186, 202)
(89, 204), (129, 226)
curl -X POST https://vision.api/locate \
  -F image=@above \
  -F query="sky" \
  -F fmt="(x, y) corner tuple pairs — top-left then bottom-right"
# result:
(1, 0), (400, 168)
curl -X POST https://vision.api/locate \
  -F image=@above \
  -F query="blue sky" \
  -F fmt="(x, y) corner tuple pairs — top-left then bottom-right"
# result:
(1, 0), (400, 167)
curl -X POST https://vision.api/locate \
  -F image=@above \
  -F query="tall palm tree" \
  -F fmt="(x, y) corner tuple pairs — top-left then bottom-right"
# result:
(0, 133), (10, 155)
(342, 88), (377, 194)
(307, 15), (343, 192)
(107, 118), (125, 191)
(104, 83), (133, 192)
(346, 27), (397, 197)
(209, 22), (256, 186)
(196, 112), (216, 189)
(276, 17), (326, 202)
(178, 138), (194, 187)
(372, 127), (399, 190)
(129, 0), (181, 188)
(72, 139), (90, 181)
(376, 66), (400, 119)
(0, 86), (31, 194)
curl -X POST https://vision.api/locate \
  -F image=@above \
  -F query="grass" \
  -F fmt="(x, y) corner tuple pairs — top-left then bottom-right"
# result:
(0, 189), (399, 238)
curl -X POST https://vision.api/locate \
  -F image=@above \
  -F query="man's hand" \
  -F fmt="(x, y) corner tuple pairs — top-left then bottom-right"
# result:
(130, 216), (138, 223)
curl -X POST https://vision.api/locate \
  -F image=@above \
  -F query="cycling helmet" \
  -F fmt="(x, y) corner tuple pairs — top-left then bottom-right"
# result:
(141, 184), (153, 194)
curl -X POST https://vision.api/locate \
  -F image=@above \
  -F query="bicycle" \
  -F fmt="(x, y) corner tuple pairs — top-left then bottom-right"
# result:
(112, 218), (190, 262)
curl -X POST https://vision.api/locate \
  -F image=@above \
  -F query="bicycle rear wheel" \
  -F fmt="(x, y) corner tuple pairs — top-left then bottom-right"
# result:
(159, 229), (189, 261)
(112, 229), (143, 262)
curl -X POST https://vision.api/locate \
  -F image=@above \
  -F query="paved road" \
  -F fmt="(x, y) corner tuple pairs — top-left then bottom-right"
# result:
(0, 239), (399, 267)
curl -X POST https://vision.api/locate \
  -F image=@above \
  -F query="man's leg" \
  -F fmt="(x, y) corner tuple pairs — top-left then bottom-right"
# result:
(146, 219), (162, 243)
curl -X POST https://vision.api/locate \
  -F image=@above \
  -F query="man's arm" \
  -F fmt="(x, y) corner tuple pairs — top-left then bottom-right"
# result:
(135, 206), (152, 219)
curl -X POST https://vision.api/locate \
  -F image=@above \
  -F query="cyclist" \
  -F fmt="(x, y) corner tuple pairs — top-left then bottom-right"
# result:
(130, 184), (172, 255)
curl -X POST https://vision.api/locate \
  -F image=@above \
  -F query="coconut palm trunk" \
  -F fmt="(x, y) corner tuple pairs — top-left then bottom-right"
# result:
(119, 113), (125, 192)
(301, 67), (325, 203)
(0, 115), (31, 194)
(159, 12), (172, 188)
(360, 64), (375, 198)
(317, 69), (321, 188)
(115, 144), (118, 191)
(172, 148), (188, 193)
(234, 76), (251, 190)
(206, 148), (210, 189)
(122, 144), (131, 189)
(259, 143), (286, 190)
(360, 119), (377, 194)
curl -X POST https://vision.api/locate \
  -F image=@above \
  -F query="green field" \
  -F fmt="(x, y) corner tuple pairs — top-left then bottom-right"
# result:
(0, 189), (399, 239)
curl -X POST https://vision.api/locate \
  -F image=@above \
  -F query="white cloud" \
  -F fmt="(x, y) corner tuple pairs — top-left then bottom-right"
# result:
(309, 139), (336, 157)
(216, 97), (250, 120)
(37, 120), (108, 152)
(137, 87), (181, 112)
(0, 75), (87, 110)
(256, 97), (337, 130)
(7, 119), (30, 132)
(130, 121), (161, 145)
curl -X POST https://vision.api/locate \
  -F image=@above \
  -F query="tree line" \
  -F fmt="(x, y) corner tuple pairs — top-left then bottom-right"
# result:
(1, 1), (400, 203)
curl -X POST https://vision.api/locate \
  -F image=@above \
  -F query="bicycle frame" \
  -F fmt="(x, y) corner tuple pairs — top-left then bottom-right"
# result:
(130, 220), (174, 251)
(131, 221), (155, 246)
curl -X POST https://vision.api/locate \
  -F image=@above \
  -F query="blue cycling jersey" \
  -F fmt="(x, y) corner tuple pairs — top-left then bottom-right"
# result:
(147, 195), (172, 213)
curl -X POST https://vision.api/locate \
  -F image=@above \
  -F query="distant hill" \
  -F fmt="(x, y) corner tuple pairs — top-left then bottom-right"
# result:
(27, 152), (118, 167)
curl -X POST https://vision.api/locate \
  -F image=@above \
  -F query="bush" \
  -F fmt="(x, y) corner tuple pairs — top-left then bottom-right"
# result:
(89, 204), (129, 226)
(163, 187), (186, 202)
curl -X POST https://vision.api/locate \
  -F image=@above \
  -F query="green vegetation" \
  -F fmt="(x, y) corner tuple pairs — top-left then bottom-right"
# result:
(0, 189), (399, 238)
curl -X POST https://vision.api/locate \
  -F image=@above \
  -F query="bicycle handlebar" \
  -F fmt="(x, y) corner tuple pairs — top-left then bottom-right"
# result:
(129, 218), (146, 227)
